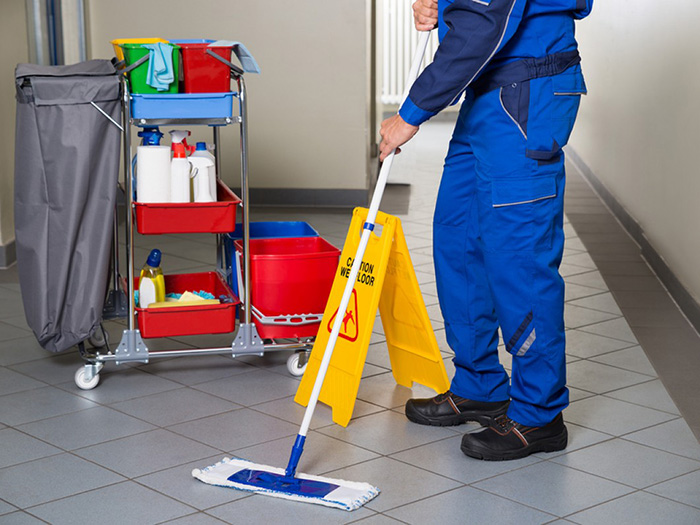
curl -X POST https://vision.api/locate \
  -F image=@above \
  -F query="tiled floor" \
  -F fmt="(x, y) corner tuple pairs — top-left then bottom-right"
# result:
(1, 120), (700, 524)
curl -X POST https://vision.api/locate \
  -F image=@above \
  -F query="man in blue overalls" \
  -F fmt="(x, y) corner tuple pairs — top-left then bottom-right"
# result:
(379, 0), (593, 460)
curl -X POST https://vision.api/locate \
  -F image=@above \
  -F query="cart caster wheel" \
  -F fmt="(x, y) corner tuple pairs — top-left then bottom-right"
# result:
(74, 367), (100, 390)
(286, 353), (307, 377)
(88, 328), (107, 348)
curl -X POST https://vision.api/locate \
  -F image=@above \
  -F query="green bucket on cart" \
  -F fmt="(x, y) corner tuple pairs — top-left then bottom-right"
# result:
(121, 43), (181, 94)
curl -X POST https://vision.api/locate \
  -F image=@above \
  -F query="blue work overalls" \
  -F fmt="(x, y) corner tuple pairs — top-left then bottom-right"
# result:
(399, 0), (593, 426)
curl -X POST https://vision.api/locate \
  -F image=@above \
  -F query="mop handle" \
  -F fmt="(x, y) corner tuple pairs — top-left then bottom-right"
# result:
(298, 31), (431, 438)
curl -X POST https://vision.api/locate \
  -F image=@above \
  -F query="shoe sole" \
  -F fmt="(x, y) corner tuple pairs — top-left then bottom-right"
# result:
(460, 428), (568, 461)
(405, 404), (508, 427)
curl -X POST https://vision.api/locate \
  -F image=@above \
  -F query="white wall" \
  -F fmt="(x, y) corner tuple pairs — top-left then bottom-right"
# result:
(0, 0), (29, 250)
(86, 0), (373, 193)
(571, 1), (700, 303)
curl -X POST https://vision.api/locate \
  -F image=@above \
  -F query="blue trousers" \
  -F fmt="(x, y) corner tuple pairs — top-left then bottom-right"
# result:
(433, 70), (583, 426)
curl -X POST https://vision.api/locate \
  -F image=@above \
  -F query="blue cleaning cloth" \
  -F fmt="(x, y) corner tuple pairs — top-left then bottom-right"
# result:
(208, 40), (261, 73)
(142, 43), (175, 91)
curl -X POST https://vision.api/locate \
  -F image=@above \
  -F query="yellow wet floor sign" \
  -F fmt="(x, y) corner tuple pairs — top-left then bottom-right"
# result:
(295, 207), (449, 427)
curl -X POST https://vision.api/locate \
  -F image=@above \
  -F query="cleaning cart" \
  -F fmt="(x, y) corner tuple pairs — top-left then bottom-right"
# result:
(74, 40), (339, 389)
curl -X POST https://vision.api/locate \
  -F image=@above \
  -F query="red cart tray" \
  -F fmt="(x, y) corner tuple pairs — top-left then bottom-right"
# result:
(135, 180), (241, 234)
(134, 272), (240, 338)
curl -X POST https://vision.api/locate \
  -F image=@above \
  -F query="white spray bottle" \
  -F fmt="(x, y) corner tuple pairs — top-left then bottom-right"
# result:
(191, 142), (217, 199)
(169, 130), (195, 203)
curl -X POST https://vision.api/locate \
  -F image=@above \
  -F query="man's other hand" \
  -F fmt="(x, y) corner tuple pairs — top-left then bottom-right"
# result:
(379, 114), (419, 161)
(413, 0), (438, 31)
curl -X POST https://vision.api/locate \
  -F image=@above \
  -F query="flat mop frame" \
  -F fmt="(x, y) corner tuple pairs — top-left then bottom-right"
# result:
(194, 31), (432, 511)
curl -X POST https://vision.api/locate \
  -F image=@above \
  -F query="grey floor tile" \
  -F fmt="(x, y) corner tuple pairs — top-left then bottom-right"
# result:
(564, 304), (619, 329)
(565, 329), (633, 358)
(386, 486), (554, 525)
(567, 491), (700, 525)
(17, 406), (156, 451)
(74, 428), (220, 478)
(624, 418), (700, 461)
(473, 460), (634, 516)
(111, 387), (239, 427)
(326, 456), (461, 513)
(589, 346), (657, 376)
(63, 368), (183, 405)
(192, 369), (301, 406)
(252, 395), (385, 430)
(0, 368), (45, 396)
(646, 469), (700, 510)
(0, 428), (62, 468)
(0, 322), (32, 343)
(562, 252), (597, 269)
(579, 318), (638, 344)
(350, 515), (405, 524)
(565, 271), (608, 291)
(565, 360), (652, 394)
(0, 290), (24, 319)
(565, 283), (607, 302)
(318, 410), (458, 456)
(390, 434), (541, 484)
(569, 292), (622, 315)
(605, 379), (681, 415)
(0, 512), (46, 524)
(134, 355), (256, 386)
(0, 501), (16, 517)
(560, 262), (594, 278)
(136, 455), (250, 511)
(167, 513), (229, 525)
(0, 336), (51, 366)
(9, 351), (90, 385)
(565, 396), (677, 436)
(356, 372), (437, 409)
(0, 453), (125, 508)
(0, 315), (31, 333)
(0, 386), (98, 426)
(232, 431), (380, 475)
(168, 408), (298, 452)
(28, 481), (194, 525)
(551, 438), (700, 489)
(207, 492), (375, 524)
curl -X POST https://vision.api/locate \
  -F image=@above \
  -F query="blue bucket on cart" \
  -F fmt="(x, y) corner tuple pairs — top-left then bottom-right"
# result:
(224, 221), (320, 297)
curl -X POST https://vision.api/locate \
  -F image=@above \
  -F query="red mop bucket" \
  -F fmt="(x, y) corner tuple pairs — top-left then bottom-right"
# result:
(235, 237), (341, 339)
(173, 39), (233, 93)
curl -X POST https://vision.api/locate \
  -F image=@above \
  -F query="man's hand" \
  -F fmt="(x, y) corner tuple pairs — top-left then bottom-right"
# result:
(379, 114), (419, 161)
(413, 0), (438, 31)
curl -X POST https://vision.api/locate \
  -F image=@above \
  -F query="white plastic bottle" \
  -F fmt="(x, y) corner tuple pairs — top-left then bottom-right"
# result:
(170, 141), (192, 203)
(191, 142), (217, 199)
(189, 156), (216, 202)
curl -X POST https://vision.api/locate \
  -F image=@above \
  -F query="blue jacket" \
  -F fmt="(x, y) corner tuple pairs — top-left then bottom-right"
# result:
(399, 0), (593, 126)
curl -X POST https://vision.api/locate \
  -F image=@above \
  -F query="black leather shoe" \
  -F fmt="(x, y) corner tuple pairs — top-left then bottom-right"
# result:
(460, 413), (568, 461)
(405, 391), (509, 427)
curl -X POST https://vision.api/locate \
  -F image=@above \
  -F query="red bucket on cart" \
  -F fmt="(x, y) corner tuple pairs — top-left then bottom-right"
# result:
(171, 39), (233, 93)
(234, 237), (341, 339)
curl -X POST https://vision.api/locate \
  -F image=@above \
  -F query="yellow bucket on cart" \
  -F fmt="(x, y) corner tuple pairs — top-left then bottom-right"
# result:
(111, 38), (168, 62)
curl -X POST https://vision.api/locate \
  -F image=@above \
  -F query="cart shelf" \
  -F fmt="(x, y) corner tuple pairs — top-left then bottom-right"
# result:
(134, 179), (241, 235)
(134, 272), (240, 338)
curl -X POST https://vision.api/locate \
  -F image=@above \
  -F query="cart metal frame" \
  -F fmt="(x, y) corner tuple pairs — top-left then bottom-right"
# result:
(75, 69), (312, 389)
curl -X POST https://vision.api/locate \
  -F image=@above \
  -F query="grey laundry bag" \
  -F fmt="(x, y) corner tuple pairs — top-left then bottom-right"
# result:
(14, 60), (121, 353)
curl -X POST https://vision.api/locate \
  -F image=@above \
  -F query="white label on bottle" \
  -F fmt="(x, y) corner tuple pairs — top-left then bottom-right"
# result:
(140, 278), (156, 307)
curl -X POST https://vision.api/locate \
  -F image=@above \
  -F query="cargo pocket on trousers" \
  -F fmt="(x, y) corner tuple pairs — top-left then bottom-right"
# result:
(481, 176), (558, 252)
(525, 67), (586, 163)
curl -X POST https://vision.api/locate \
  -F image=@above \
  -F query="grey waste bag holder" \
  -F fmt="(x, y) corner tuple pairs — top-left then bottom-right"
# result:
(14, 60), (121, 353)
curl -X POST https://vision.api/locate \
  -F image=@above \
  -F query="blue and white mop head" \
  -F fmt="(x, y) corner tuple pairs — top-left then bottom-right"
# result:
(192, 457), (379, 511)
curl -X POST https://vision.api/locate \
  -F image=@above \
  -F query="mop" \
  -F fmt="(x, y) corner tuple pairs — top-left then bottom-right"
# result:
(192, 30), (432, 512)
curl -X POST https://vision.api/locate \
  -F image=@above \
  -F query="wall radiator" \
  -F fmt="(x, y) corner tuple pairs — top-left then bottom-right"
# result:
(381, 0), (440, 105)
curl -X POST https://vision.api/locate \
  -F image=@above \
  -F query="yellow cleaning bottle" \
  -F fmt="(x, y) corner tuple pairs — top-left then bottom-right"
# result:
(138, 249), (165, 307)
